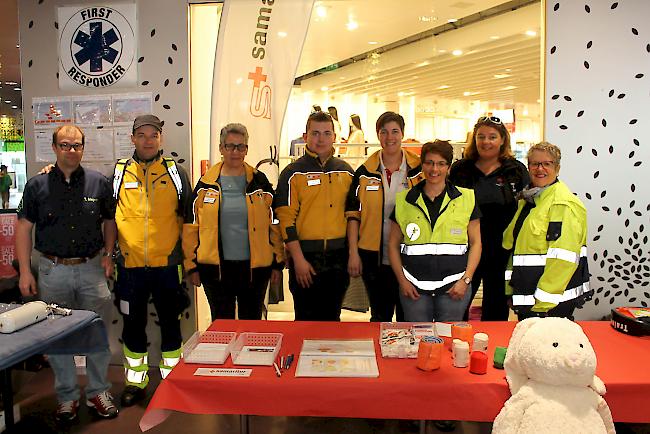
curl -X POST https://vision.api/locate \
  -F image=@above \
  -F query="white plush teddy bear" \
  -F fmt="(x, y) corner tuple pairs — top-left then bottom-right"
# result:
(492, 317), (615, 434)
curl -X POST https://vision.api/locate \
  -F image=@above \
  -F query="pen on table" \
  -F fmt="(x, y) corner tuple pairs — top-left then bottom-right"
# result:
(286, 354), (294, 370)
(273, 362), (282, 377)
(280, 356), (284, 370)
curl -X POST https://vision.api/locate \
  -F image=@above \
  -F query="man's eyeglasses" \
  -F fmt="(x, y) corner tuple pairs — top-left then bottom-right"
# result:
(422, 160), (449, 168)
(478, 116), (503, 125)
(223, 143), (248, 152)
(528, 160), (555, 169)
(57, 142), (84, 151)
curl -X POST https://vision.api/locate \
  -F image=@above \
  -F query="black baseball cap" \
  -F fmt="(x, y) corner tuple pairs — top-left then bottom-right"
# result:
(133, 114), (163, 132)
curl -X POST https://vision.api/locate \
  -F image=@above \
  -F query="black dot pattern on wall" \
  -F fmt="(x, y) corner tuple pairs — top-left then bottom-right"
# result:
(611, 2), (618, 9)
(172, 43), (178, 51)
(141, 80), (149, 86)
(551, 46), (557, 54)
(151, 28), (156, 37)
(138, 56), (145, 63)
(154, 94), (160, 102)
(28, 60), (33, 68)
(632, 28), (639, 35)
(176, 122), (184, 126)
(177, 77), (183, 84)
(171, 152), (178, 157)
(587, 40), (592, 48)
(585, 5), (591, 13)
(54, 22), (58, 30)
(553, 3), (560, 12)
(29, 20), (33, 28)
(168, 56), (173, 64)
(163, 104), (171, 110)
(164, 79), (169, 87)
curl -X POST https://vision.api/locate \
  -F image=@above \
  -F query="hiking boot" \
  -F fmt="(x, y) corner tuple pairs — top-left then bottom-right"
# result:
(121, 385), (146, 407)
(86, 391), (119, 418)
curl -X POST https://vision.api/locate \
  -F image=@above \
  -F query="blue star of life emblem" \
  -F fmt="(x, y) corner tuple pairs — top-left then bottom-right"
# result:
(73, 22), (119, 73)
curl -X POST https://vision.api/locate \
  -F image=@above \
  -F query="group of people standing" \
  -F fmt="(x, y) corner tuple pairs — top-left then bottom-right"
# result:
(13, 108), (592, 424)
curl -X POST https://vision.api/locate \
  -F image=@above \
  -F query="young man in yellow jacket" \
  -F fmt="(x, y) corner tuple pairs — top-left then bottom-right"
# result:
(274, 111), (354, 321)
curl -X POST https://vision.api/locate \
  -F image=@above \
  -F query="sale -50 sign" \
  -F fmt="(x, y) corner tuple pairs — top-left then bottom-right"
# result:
(0, 213), (17, 278)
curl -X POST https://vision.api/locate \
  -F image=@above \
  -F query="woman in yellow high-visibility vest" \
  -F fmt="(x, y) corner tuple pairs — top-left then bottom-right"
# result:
(388, 140), (482, 321)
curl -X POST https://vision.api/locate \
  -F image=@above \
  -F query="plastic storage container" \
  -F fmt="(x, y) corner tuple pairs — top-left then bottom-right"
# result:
(182, 331), (237, 364)
(231, 332), (283, 366)
(380, 322), (436, 358)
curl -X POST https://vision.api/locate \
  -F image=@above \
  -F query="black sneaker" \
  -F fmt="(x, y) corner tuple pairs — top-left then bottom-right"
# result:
(87, 391), (119, 418)
(55, 400), (79, 422)
(120, 385), (146, 407)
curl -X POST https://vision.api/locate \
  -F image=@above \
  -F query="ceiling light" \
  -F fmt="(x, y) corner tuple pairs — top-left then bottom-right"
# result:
(13, 87), (21, 91)
(315, 6), (327, 18)
(438, 49), (447, 53)
(346, 20), (358, 31)
(321, 86), (329, 91)
(448, 18), (458, 23)
(490, 36), (500, 40)
(505, 68), (512, 72)
(417, 61), (430, 67)
(16, 44), (20, 48)
(277, 31), (287, 38)
(236, 78), (243, 84)
(12, 106), (18, 109)
(398, 92), (405, 97)
(463, 91), (471, 96)
(452, 49), (463, 56)
(4, 100), (11, 104)
(437, 85), (450, 90)
(368, 41), (378, 45)
(525, 30), (537, 37)
(501, 85), (517, 90)
(339, 76), (346, 80)
(493, 74), (511, 79)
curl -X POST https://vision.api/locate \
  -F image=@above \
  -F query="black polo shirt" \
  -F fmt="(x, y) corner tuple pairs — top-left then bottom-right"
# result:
(17, 165), (115, 258)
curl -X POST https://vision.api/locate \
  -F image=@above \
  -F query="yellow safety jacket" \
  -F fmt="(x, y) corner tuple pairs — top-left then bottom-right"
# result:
(345, 149), (423, 253)
(502, 180), (591, 312)
(394, 181), (476, 293)
(274, 147), (353, 252)
(113, 155), (190, 268)
(182, 162), (284, 273)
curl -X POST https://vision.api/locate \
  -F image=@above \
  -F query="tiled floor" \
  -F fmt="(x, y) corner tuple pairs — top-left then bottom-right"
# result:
(7, 366), (494, 434)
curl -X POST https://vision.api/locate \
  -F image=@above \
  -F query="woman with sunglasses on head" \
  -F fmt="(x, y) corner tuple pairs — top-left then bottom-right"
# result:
(449, 116), (529, 321)
(182, 123), (284, 320)
(503, 142), (591, 320)
(346, 111), (423, 322)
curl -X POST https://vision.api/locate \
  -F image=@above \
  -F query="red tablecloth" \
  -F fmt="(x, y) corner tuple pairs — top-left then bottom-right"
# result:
(140, 320), (650, 431)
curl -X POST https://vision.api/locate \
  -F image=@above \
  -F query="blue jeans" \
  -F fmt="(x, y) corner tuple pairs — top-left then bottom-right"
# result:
(400, 285), (472, 322)
(38, 255), (112, 402)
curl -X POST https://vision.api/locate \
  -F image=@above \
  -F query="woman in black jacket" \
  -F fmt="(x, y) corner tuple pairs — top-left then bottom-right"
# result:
(449, 116), (529, 320)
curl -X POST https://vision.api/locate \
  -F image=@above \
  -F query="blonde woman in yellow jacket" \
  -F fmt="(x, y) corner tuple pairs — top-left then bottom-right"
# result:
(183, 123), (284, 320)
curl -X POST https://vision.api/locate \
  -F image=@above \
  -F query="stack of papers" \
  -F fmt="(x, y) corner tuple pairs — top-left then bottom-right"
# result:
(295, 339), (379, 378)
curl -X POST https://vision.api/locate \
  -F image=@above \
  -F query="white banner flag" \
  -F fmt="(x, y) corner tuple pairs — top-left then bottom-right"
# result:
(210, 0), (315, 184)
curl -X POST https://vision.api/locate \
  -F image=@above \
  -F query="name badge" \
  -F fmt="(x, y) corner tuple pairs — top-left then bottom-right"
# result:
(450, 228), (463, 235)
(366, 185), (380, 191)
(124, 182), (138, 189)
(307, 179), (321, 186)
(203, 197), (216, 204)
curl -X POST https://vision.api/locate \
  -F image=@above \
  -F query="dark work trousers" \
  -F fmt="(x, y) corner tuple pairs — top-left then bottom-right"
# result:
(199, 261), (271, 321)
(516, 299), (579, 321)
(115, 264), (183, 354)
(465, 244), (510, 321)
(359, 249), (404, 322)
(289, 249), (349, 321)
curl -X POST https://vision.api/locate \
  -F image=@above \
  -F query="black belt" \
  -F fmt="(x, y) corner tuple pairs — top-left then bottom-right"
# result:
(42, 251), (100, 265)
(300, 238), (346, 253)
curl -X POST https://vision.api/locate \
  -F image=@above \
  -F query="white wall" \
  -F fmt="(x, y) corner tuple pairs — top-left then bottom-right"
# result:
(545, 0), (650, 319)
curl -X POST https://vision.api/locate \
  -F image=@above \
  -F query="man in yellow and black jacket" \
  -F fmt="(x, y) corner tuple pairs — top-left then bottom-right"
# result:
(274, 111), (353, 321)
(112, 115), (192, 407)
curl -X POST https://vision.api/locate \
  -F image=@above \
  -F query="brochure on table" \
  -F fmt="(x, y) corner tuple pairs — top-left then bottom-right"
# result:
(295, 339), (379, 378)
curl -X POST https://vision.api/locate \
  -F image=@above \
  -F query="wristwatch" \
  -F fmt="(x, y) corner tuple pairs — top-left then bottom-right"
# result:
(462, 276), (472, 285)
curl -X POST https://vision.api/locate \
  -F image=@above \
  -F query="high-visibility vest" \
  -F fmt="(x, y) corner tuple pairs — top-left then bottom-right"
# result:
(394, 182), (476, 293)
(503, 180), (591, 309)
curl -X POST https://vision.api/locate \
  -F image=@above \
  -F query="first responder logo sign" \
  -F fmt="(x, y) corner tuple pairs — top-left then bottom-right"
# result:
(58, 4), (137, 89)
